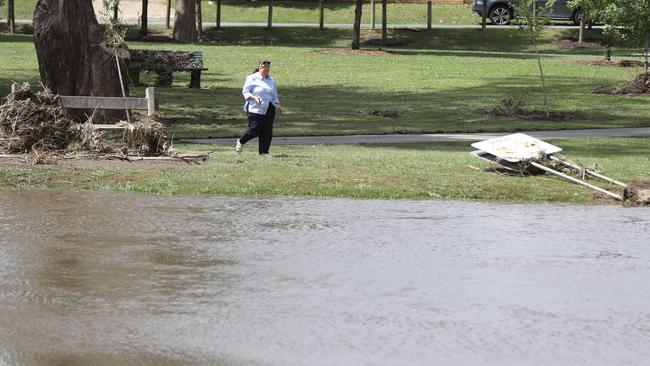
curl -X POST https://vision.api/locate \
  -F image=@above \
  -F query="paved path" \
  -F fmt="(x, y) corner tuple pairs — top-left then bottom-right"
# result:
(179, 127), (650, 145)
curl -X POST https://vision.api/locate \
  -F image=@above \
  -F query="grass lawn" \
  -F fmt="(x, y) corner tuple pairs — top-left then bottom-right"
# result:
(1, 27), (648, 139)
(1, 1), (478, 25)
(0, 137), (647, 204)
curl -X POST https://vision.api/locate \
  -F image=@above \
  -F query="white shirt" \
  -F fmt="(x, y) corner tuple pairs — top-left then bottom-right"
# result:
(242, 72), (280, 115)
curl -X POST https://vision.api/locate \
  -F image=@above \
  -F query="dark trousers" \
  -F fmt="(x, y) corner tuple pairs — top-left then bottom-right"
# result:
(240, 104), (276, 154)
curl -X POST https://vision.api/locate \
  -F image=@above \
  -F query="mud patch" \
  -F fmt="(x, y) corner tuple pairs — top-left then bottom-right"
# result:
(360, 108), (401, 118)
(573, 59), (645, 67)
(593, 73), (650, 96)
(318, 49), (393, 56)
(624, 181), (650, 206)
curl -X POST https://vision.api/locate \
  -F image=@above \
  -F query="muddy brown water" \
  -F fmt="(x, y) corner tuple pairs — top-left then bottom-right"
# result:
(1, 191), (649, 366)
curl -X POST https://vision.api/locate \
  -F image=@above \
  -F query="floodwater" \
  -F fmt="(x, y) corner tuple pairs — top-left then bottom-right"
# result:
(0, 191), (649, 366)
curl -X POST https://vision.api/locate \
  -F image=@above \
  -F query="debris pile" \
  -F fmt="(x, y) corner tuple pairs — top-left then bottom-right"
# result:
(593, 72), (650, 95)
(1, 84), (207, 164)
(469, 133), (650, 205)
(128, 50), (201, 87)
(0, 83), (74, 153)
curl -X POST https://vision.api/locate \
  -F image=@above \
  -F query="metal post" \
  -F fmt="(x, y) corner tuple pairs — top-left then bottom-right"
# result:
(427, 0), (431, 30)
(530, 161), (623, 200)
(319, 0), (324, 31)
(371, 0), (375, 29)
(268, 0), (273, 29)
(549, 156), (627, 187)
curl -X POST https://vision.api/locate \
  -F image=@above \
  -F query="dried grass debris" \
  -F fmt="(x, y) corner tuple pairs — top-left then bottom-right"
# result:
(0, 83), (75, 153)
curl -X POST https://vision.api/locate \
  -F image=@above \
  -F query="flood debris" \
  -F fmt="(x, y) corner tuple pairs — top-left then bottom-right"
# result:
(0, 83), (208, 165)
(470, 133), (637, 203)
(593, 73), (650, 95)
(0, 83), (74, 153)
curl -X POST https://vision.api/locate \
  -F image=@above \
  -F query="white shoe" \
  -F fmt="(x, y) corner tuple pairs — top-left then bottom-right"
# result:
(236, 139), (242, 153)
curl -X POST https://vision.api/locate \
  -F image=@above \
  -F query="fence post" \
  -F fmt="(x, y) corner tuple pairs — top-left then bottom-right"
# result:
(268, 0), (273, 29)
(427, 1), (432, 30)
(146, 87), (156, 117)
(166, 0), (172, 29)
(371, 0), (376, 29)
(319, 0), (324, 30)
(217, 0), (222, 29)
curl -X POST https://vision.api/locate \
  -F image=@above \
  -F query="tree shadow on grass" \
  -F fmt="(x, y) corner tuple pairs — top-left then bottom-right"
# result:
(148, 72), (650, 139)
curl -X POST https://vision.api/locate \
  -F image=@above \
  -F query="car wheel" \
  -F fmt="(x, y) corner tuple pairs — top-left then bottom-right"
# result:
(573, 9), (584, 26)
(489, 5), (512, 25)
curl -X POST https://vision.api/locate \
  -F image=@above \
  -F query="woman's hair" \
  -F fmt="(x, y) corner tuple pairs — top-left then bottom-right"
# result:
(252, 59), (271, 73)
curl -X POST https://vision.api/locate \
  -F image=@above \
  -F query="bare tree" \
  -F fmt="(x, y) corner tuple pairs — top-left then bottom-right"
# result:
(33, 0), (126, 118)
(173, 0), (197, 42)
(352, 0), (362, 50)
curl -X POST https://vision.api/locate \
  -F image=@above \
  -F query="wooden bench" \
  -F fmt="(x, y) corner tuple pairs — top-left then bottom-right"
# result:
(11, 83), (157, 117)
(130, 50), (208, 89)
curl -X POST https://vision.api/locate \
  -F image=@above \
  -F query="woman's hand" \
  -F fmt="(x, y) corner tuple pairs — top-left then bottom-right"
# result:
(276, 106), (283, 114)
(250, 96), (262, 103)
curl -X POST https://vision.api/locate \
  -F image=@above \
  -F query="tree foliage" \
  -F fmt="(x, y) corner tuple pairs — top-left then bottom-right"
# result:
(602, 0), (650, 72)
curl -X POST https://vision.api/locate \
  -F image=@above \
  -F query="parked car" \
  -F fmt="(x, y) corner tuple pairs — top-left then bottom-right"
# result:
(473, 0), (585, 25)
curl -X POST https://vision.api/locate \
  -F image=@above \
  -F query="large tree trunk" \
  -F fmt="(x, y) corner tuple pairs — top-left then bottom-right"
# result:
(33, 0), (127, 120)
(352, 0), (362, 50)
(140, 0), (148, 37)
(173, 0), (196, 42)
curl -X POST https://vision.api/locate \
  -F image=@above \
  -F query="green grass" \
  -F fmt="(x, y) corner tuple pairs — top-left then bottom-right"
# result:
(2, 1), (478, 25)
(1, 137), (647, 204)
(1, 28), (648, 139)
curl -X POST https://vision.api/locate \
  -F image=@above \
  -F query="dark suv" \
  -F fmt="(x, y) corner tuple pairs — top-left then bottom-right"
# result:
(473, 0), (585, 25)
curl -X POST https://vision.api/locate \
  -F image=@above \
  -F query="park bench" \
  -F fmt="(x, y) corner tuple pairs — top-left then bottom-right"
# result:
(11, 83), (157, 126)
(129, 50), (208, 89)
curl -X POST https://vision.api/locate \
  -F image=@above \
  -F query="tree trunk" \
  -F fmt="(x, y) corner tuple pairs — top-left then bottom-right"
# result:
(173, 0), (197, 42)
(113, 2), (119, 21)
(140, 0), (148, 37)
(33, 0), (127, 120)
(8, 0), (15, 34)
(578, 15), (585, 44)
(352, 0), (362, 50)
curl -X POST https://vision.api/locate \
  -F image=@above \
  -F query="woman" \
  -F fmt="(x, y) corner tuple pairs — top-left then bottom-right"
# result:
(236, 59), (283, 155)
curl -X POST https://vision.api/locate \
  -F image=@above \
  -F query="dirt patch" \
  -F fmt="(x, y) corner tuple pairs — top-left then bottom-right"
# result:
(364, 108), (401, 118)
(556, 39), (604, 49)
(486, 99), (586, 121)
(593, 73), (650, 96)
(624, 181), (650, 206)
(318, 49), (393, 56)
(573, 59), (645, 67)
